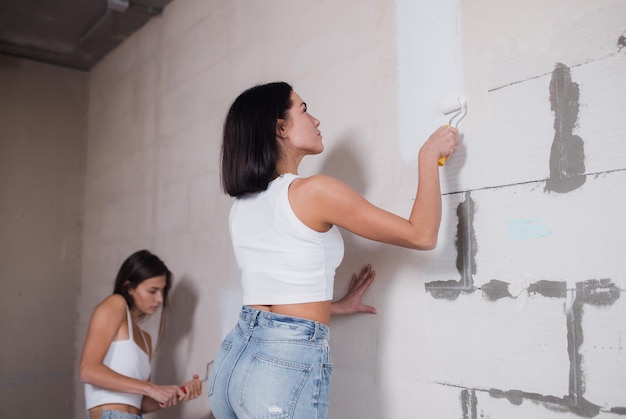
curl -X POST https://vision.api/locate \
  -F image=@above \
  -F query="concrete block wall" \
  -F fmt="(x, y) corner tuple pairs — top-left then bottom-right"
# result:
(398, 0), (626, 417)
(74, 0), (626, 418)
(74, 1), (398, 417)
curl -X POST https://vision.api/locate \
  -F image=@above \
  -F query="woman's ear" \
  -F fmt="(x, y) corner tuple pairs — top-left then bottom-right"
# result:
(276, 119), (287, 139)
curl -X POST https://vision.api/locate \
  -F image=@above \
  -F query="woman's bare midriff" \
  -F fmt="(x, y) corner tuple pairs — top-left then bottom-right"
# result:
(249, 301), (331, 326)
(88, 404), (141, 418)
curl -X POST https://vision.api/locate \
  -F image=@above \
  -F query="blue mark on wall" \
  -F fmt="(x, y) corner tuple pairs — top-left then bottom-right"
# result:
(508, 218), (553, 240)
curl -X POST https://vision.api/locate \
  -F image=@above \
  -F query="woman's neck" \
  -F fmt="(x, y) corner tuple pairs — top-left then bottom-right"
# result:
(275, 160), (299, 176)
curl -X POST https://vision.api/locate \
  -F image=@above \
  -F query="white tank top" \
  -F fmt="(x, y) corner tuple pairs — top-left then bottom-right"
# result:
(230, 173), (344, 304)
(84, 304), (151, 410)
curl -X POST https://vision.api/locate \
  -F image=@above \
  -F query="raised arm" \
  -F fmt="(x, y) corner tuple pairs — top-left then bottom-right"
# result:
(289, 125), (458, 250)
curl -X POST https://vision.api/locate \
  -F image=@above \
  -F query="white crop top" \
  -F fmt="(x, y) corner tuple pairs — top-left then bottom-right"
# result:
(84, 304), (151, 410)
(230, 173), (344, 305)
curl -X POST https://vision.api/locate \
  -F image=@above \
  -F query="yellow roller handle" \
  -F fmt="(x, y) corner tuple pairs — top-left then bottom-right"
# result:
(438, 123), (450, 166)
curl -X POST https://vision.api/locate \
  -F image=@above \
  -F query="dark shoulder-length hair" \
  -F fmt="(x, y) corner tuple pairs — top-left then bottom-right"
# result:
(113, 249), (172, 349)
(221, 81), (293, 197)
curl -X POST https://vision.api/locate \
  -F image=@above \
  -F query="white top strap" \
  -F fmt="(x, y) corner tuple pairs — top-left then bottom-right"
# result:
(139, 327), (150, 357)
(126, 304), (151, 357)
(125, 304), (134, 339)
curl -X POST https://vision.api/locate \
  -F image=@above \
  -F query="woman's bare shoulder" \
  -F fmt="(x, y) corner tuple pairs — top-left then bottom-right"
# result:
(293, 174), (349, 194)
(93, 294), (127, 319)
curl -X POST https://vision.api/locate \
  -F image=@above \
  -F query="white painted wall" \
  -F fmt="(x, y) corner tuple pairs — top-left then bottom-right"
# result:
(74, 0), (626, 418)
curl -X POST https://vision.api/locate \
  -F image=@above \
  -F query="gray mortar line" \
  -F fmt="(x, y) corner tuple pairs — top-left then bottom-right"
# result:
(441, 169), (626, 197)
(462, 191), (473, 289)
(428, 279), (623, 416)
(567, 288), (580, 406)
(487, 51), (623, 93)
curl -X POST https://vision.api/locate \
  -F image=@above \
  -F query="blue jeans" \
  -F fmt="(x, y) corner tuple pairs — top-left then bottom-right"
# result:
(208, 306), (332, 418)
(87, 411), (142, 419)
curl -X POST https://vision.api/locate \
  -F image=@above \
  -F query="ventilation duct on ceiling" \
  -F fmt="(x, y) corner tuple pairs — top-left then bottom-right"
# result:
(0, 0), (172, 71)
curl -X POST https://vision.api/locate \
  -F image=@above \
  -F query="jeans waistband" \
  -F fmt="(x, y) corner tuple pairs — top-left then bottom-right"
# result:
(239, 305), (330, 341)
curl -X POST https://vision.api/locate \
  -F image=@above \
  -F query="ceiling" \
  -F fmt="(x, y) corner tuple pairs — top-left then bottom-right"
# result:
(0, 0), (173, 71)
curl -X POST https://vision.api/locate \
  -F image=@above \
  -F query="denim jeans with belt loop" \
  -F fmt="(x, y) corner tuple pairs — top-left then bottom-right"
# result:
(208, 305), (332, 418)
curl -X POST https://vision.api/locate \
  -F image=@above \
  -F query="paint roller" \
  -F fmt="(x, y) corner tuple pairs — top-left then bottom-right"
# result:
(438, 96), (467, 166)
(179, 360), (213, 394)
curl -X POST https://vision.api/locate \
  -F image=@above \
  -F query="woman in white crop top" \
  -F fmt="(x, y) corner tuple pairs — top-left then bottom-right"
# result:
(208, 82), (459, 418)
(79, 250), (203, 419)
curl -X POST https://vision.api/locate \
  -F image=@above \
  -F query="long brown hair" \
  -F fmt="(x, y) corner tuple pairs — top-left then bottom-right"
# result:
(113, 249), (172, 350)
